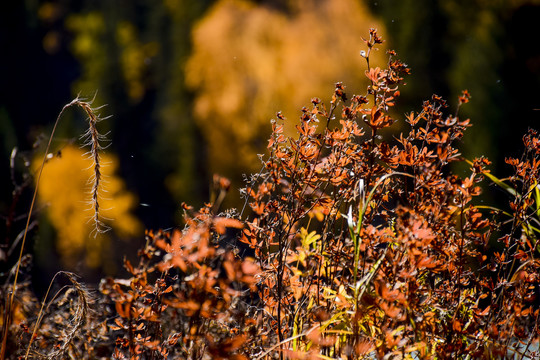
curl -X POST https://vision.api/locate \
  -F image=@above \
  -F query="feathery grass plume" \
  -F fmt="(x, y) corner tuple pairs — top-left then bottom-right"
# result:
(1, 96), (108, 359)
(79, 99), (111, 236)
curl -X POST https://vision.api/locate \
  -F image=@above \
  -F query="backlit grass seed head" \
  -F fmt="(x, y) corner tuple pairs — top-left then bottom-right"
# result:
(2, 96), (110, 357)
(77, 98), (111, 236)
(41, 96), (111, 237)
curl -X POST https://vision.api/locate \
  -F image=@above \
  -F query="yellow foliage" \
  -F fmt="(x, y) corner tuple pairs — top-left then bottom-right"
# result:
(66, 12), (108, 104)
(34, 145), (142, 269)
(186, 0), (387, 177)
(116, 21), (159, 101)
(67, 12), (158, 103)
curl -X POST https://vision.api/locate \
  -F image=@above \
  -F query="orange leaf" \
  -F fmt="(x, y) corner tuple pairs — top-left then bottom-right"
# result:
(214, 217), (243, 234)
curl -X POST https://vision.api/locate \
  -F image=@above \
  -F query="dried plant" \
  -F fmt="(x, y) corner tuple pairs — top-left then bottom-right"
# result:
(237, 29), (539, 358)
(24, 271), (91, 360)
(78, 99), (111, 236)
(1, 96), (109, 359)
(3, 30), (540, 360)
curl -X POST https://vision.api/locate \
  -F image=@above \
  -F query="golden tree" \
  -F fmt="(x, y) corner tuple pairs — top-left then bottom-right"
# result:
(34, 145), (142, 270)
(186, 0), (387, 183)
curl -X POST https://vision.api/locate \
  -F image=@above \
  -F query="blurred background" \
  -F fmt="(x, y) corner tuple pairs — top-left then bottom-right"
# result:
(1, 0), (539, 286)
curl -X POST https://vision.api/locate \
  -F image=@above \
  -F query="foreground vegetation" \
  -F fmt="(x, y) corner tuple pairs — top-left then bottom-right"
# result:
(2, 30), (540, 359)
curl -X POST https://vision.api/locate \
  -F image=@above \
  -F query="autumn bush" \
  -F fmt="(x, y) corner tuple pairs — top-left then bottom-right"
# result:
(186, 0), (387, 191)
(2, 29), (540, 359)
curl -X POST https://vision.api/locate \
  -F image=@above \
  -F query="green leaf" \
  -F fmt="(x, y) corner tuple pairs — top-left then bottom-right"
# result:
(533, 180), (540, 213)
(300, 228), (321, 249)
(465, 159), (517, 197)
(482, 171), (518, 197)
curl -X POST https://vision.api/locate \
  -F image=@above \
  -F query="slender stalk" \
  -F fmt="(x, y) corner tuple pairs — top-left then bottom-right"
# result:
(1, 97), (106, 359)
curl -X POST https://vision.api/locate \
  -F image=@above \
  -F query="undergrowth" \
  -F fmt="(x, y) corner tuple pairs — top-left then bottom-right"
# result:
(1, 29), (540, 359)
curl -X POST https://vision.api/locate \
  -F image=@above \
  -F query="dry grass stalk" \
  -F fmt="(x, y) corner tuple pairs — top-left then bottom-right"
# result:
(79, 100), (111, 235)
(24, 272), (91, 360)
(1, 97), (108, 360)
